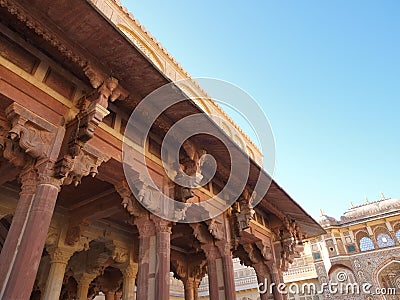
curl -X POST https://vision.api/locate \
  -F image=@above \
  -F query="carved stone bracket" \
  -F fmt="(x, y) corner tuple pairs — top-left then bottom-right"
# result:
(132, 178), (163, 215)
(206, 219), (224, 240)
(231, 188), (255, 239)
(69, 239), (116, 278)
(114, 180), (146, 217)
(242, 243), (263, 265)
(1, 103), (62, 168)
(59, 145), (109, 187)
(65, 219), (91, 246)
(112, 246), (129, 264)
(255, 240), (273, 261)
(275, 217), (304, 271)
(171, 252), (207, 284)
(55, 77), (125, 186)
(174, 140), (207, 201)
(190, 223), (213, 245)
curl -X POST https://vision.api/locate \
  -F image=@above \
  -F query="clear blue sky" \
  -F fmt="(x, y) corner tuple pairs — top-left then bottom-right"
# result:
(122, 1), (400, 220)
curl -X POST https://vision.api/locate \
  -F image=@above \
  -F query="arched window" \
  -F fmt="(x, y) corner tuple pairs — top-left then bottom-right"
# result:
(376, 233), (395, 248)
(359, 237), (375, 251)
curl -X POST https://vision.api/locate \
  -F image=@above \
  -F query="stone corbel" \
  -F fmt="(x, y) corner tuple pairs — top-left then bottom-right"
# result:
(132, 178), (162, 214)
(114, 180), (146, 217)
(205, 219), (224, 240)
(79, 77), (128, 110)
(65, 219), (91, 246)
(174, 140), (207, 201)
(112, 246), (129, 264)
(190, 223), (213, 245)
(242, 243), (262, 265)
(1, 103), (62, 168)
(55, 77), (125, 185)
(232, 188), (255, 234)
(58, 144), (110, 186)
(255, 240), (273, 261)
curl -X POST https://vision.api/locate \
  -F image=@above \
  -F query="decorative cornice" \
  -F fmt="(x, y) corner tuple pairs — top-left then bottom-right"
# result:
(0, 0), (117, 91)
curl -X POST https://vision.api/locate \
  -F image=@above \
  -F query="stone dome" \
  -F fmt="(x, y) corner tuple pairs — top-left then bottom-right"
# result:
(318, 214), (338, 227)
(340, 198), (400, 222)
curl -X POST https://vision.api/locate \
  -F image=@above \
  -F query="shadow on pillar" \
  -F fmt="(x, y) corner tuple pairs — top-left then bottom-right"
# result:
(0, 214), (12, 253)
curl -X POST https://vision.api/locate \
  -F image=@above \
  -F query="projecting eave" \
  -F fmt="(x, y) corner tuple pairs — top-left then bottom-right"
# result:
(0, 0), (323, 238)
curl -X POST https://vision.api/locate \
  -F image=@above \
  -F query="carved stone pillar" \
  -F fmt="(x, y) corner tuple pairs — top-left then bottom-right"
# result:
(76, 273), (97, 300)
(0, 166), (36, 292)
(217, 242), (236, 300)
(254, 263), (270, 300)
(184, 280), (195, 300)
(154, 218), (172, 300)
(122, 263), (138, 300)
(193, 279), (201, 300)
(134, 218), (156, 300)
(105, 291), (115, 300)
(270, 263), (286, 300)
(203, 244), (224, 300)
(1, 161), (62, 300)
(41, 247), (74, 300)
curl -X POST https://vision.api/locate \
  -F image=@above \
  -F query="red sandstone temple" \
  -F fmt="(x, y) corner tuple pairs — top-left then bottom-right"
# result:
(0, 0), (323, 299)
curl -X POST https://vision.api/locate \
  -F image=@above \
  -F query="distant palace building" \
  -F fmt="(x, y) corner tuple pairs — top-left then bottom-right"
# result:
(275, 196), (400, 300)
(196, 196), (400, 300)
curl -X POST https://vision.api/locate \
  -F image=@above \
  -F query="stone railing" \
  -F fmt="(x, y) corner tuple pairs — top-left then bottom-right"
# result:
(283, 265), (318, 282)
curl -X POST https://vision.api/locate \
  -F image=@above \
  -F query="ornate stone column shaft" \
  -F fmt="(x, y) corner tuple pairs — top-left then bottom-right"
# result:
(155, 219), (171, 300)
(270, 263), (286, 300)
(0, 167), (36, 292)
(193, 279), (200, 300)
(219, 244), (236, 300)
(204, 245), (223, 300)
(135, 218), (155, 300)
(254, 263), (269, 300)
(184, 279), (195, 300)
(41, 247), (74, 300)
(1, 164), (61, 300)
(76, 273), (97, 300)
(122, 264), (138, 300)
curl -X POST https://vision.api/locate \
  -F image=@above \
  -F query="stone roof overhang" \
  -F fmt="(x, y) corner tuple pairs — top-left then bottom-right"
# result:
(0, 0), (324, 237)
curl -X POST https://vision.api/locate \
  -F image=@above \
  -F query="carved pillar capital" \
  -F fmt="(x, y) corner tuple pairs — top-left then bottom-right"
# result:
(215, 240), (232, 257)
(201, 244), (220, 260)
(35, 159), (62, 190)
(18, 165), (38, 195)
(134, 218), (155, 238)
(46, 246), (75, 265)
(152, 216), (172, 234)
(123, 263), (138, 279)
(77, 272), (98, 286)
